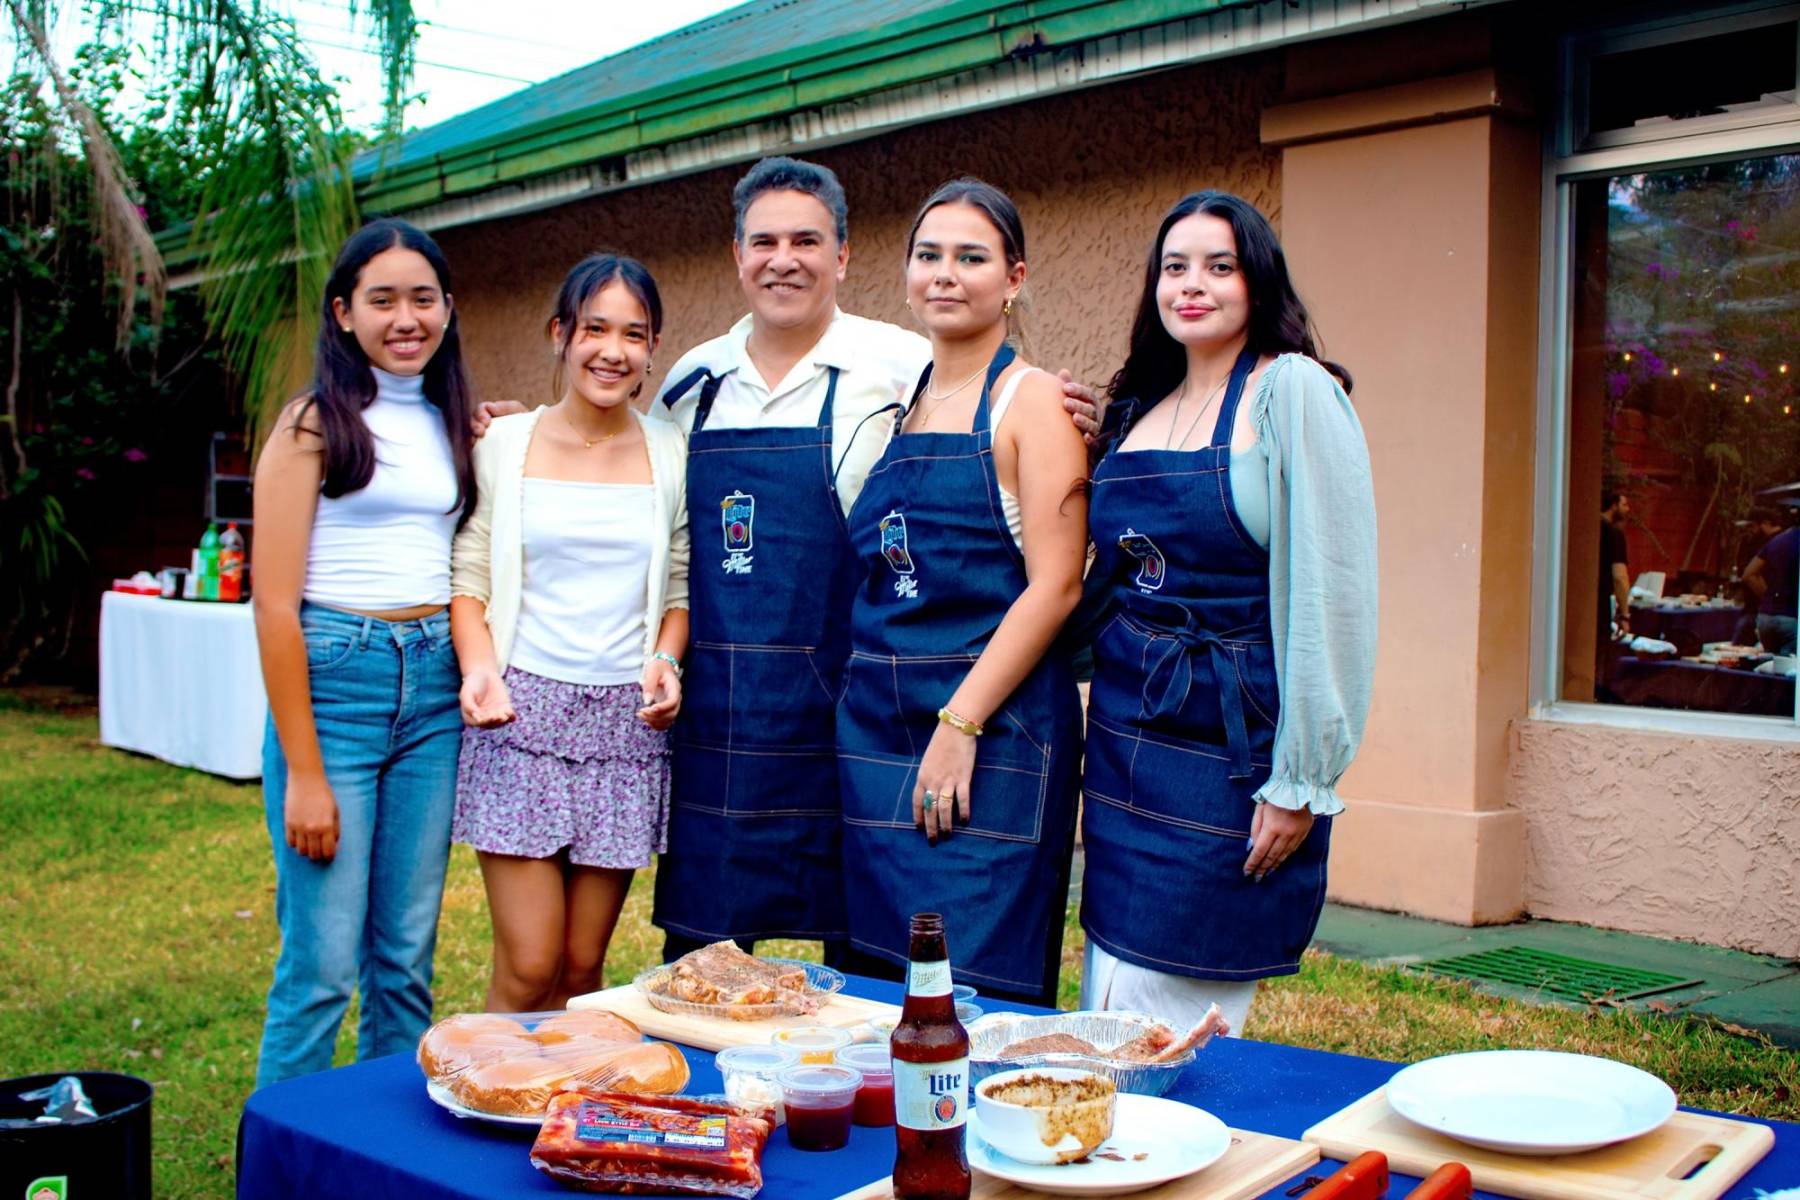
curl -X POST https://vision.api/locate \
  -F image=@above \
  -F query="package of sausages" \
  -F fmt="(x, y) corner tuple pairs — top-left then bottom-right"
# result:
(530, 1088), (775, 1196)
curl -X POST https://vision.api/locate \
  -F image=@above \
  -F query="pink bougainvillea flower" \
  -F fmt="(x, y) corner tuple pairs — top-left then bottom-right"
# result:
(124, 448), (148, 462)
(76, 468), (95, 481)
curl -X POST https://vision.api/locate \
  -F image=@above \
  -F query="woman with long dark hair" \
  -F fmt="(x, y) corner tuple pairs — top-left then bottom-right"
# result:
(449, 253), (689, 1011)
(1077, 191), (1376, 1032)
(837, 179), (1088, 1006)
(251, 218), (476, 1086)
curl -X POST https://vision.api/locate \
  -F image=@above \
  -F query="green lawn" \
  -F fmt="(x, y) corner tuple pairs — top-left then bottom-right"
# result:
(1, 689), (1794, 1198)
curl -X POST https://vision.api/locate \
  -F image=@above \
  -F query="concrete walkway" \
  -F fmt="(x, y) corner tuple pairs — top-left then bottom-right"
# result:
(1313, 904), (1800, 1047)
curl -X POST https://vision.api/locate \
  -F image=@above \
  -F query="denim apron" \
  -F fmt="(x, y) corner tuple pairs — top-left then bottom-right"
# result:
(652, 368), (853, 942)
(837, 345), (1082, 1001)
(1079, 349), (1331, 981)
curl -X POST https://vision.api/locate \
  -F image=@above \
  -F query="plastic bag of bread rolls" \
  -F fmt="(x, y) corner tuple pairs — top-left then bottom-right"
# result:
(451, 1041), (690, 1117)
(417, 1010), (687, 1118)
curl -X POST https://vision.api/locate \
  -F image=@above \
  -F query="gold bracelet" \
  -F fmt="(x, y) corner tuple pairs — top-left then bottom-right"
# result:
(937, 706), (984, 737)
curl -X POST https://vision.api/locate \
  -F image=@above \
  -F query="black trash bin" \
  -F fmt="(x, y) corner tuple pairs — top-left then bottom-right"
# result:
(0, 1072), (153, 1200)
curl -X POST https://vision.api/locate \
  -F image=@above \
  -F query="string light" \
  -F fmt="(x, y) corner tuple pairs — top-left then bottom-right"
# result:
(1671, 366), (1681, 376)
(1623, 352), (1633, 362)
(1713, 351), (1723, 362)
(1710, 382), (1718, 392)
(1745, 394), (1754, 404)
(1783, 363), (1791, 374)
(1786, 404), (1793, 415)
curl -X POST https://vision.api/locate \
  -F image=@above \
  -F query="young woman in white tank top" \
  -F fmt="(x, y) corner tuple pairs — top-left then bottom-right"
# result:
(250, 219), (476, 1087)
(449, 255), (690, 1011)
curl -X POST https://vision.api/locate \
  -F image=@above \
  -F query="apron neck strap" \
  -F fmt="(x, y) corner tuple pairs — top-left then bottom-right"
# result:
(1207, 346), (1260, 449)
(691, 372), (726, 433)
(973, 342), (1017, 431)
(816, 366), (840, 429)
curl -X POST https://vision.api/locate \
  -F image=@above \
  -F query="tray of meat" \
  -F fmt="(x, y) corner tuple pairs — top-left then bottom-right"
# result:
(530, 1088), (774, 1197)
(967, 1007), (1228, 1097)
(633, 941), (845, 1021)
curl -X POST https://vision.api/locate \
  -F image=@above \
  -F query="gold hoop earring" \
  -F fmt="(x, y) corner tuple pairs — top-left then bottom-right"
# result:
(1003, 296), (1014, 317)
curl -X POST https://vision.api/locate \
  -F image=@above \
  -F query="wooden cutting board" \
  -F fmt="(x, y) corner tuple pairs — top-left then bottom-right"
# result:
(832, 1129), (1318, 1200)
(567, 983), (900, 1052)
(1303, 1088), (1774, 1200)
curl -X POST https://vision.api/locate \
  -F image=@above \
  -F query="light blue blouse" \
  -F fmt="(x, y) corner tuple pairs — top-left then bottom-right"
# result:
(1222, 354), (1378, 817)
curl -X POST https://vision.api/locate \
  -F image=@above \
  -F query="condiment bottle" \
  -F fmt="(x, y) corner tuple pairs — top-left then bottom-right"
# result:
(890, 912), (970, 1200)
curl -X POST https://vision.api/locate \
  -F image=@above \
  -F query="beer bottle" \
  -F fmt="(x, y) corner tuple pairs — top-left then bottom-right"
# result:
(890, 912), (970, 1200)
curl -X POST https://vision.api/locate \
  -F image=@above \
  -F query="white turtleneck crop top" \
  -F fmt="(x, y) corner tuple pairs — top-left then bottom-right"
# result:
(303, 367), (459, 609)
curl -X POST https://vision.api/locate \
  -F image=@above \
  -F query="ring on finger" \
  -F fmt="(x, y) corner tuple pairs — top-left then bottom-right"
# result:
(938, 792), (955, 806)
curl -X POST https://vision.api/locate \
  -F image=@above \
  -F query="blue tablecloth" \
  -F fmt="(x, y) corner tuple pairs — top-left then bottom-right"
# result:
(1630, 602), (1746, 647)
(237, 975), (1799, 1199)
(1609, 655), (1795, 717)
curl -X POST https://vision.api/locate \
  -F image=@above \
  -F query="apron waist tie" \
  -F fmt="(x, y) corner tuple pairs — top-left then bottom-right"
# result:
(1136, 606), (1255, 780)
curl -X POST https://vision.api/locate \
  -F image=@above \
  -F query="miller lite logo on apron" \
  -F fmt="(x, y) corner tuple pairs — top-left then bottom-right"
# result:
(1118, 527), (1166, 593)
(879, 510), (918, 598)
(720, 491), (755, 574)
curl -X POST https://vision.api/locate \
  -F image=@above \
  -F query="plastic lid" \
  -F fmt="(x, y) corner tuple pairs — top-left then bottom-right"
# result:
(776, 1064), (862, 1097)
(772, 1027), (853, 1049)
(716, 1044), (801, 1077)
(834, 1044), (893, 1076)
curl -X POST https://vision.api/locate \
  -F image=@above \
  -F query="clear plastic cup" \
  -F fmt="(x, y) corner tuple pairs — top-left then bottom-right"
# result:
(776, 1063), (862, 1151)
(951, 984), (979, 1004)
(771, 1026), (854, 1065)
(834, 1043), (895, 1127)
(715, 1044), (801, 1124)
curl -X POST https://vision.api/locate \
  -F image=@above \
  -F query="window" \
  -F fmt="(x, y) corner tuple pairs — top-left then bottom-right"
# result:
(1547, 6), (1800, 729)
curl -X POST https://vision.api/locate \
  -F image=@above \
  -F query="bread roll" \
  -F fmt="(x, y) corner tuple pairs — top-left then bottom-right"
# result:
(452, 1054), (578, 1117)
(533, 1009), (643, 1043)
(451, 1041), (690, 1117)
(416, 1013), (533, 1081)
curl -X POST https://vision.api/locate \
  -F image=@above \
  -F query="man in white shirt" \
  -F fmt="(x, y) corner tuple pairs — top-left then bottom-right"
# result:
(481, 157), (1096, 967)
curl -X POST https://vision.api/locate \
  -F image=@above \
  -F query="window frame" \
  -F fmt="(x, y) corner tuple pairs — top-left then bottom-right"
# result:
(1533, 1), (1800, 739)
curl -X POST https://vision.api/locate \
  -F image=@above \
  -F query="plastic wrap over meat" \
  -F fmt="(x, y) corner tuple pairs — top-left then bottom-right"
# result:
(966, 1008), (1223, 1097)
(530, 1090), (775, 1196)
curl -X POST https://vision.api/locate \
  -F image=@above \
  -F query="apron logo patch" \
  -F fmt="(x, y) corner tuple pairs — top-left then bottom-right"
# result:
(720, 490), (755, 574)
(879, 510), (918, 599)
(1119, 527), (1166, 593)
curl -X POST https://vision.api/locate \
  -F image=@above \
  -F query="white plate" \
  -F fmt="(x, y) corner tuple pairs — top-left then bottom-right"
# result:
(969, 1093), (1231, 1197)
(424, 1079), (545, 1128)
(1385, 1050), (1676, 1155)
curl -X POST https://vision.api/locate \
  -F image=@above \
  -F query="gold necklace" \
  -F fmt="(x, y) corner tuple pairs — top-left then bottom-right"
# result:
(917, 362), (989, 428)
(561, 405), (624, 448)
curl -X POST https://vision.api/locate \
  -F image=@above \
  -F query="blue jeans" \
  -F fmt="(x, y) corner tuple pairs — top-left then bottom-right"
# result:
(1758, 614), (1797, 657)
(256, 603), (462, 1088)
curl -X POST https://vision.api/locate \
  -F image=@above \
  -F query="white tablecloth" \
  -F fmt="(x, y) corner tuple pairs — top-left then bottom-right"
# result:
(99, 591), (266, 779)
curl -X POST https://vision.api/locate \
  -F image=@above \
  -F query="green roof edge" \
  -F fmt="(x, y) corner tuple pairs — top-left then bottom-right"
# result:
(355, 0), (1254, 212)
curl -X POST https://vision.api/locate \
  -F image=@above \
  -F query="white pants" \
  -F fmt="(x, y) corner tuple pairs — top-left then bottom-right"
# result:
(1080, 942), (1259, 1036)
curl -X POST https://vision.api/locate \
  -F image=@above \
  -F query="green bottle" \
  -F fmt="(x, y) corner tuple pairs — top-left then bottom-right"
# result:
(197, 522), (221, 601)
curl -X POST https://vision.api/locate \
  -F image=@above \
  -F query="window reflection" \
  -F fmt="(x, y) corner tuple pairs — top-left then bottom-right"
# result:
(1565, 154), (1800, 717)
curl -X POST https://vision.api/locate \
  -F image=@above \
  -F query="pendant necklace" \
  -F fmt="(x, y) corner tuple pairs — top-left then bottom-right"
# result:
(562, 405), (624, 448)
(1165, 375), (1227, 451)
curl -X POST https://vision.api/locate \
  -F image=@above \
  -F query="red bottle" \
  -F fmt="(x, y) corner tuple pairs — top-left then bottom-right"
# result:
(890, 913), (970, 1200)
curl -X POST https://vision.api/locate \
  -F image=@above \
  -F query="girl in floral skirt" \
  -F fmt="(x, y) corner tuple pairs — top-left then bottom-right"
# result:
(449, 254), (690, 1010)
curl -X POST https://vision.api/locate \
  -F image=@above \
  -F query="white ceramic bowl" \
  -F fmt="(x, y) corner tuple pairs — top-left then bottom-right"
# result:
(974, 1067), (1117, 1165)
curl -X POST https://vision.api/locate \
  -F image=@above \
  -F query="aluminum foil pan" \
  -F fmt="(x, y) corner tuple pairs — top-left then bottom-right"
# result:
(632, 960), (846, 1021)
(966, 1010), (1192, 1098)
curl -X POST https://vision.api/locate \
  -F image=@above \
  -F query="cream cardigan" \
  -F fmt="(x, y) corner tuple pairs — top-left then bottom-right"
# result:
(450, 406), (690, 673)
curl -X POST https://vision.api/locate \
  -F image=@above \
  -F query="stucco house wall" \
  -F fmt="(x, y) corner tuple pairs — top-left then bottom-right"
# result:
(433, 52), (1283, 407)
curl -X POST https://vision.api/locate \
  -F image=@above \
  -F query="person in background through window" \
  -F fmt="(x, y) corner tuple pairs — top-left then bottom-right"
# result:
(1599, 489), (1632, 656)
(1743, 516), (1798, 657)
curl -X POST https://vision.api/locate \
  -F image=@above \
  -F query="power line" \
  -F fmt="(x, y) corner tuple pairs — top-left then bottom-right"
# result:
(283, 0), (596, 58)
(299, 32), (534, 82)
